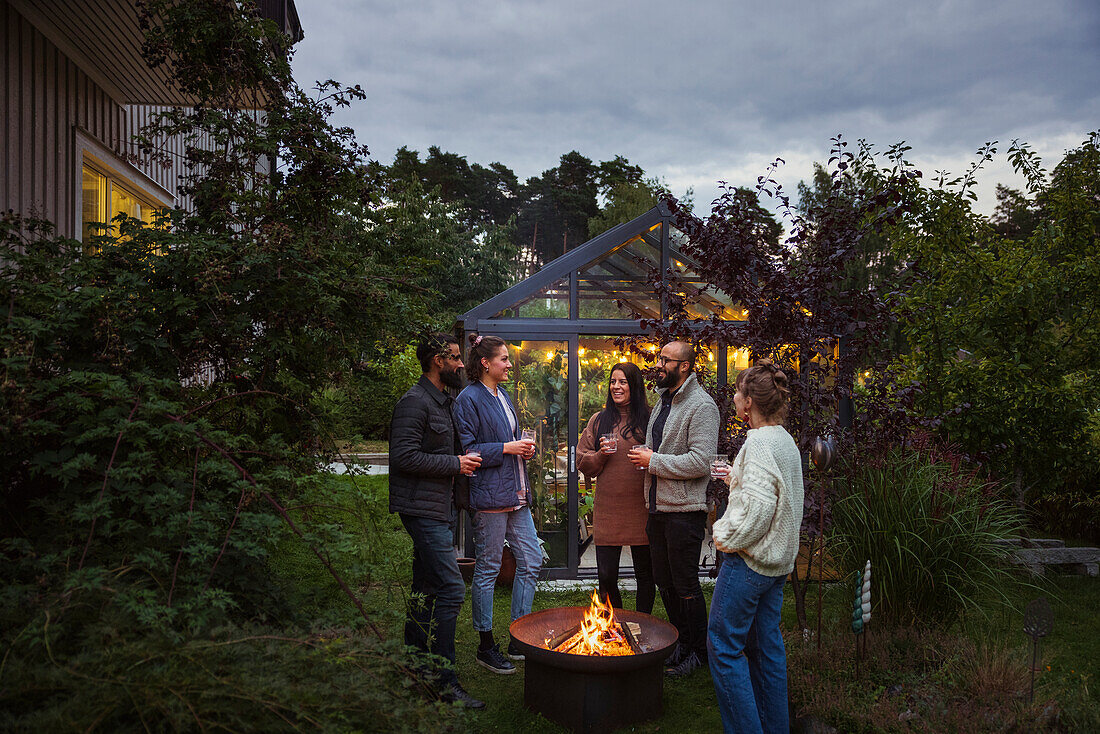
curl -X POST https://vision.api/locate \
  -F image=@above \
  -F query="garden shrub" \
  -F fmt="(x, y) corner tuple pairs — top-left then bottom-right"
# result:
(786, 626), (1062, 733)
(0, 1), (467, 729)
(830, 447), (1024, 626)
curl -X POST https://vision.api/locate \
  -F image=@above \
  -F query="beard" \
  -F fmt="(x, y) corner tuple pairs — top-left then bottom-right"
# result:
(656, 370), (679, 389)
(440, 367), (465, 390)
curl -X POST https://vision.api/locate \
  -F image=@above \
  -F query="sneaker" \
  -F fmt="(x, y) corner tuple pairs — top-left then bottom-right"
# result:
(506, 640), (526, 661)
(665, 650), (704, 677)
(441, 682), (486, 709)
(664, 642), (687, 668)
(475, 644), (516, 675)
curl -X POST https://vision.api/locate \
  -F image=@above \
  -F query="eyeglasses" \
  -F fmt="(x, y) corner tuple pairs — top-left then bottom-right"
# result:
(657, 356), (688, 366)
(439, 352), (463, 362)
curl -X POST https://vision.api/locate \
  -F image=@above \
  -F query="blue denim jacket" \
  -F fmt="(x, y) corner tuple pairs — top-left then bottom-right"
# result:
(453, 381), (532, 511)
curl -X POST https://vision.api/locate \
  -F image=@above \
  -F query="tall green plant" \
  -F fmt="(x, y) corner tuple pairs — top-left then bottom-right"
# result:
(830, 447), (1024, 626)
(0, 1), (462, 728)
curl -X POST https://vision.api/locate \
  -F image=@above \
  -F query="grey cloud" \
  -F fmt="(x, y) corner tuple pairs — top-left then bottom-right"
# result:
(295, 0), (1100, 211)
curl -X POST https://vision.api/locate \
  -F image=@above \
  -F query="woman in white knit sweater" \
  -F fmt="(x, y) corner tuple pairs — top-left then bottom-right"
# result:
(708, 361), (804, 734)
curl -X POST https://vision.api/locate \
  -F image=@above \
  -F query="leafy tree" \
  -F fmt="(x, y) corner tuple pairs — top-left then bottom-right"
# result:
(893, 135), (1100, 533)
(636, 140), (912, 630)
(372, 145), (521, 230)
(1, 1), (465, 728)
(587, 176), (696, 239)
(515, 151), (600, 268)
(366, 172), (519, 321)
(588, 177), (663, 237)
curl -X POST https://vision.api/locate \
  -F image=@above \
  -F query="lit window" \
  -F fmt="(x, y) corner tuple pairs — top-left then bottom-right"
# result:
(81, 166), (107, 242)
(81, 161), (160, 247)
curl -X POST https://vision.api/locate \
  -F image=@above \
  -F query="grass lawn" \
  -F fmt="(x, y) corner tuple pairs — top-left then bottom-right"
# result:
(454, 586), (724, 732)
(274, 474), (1100, 732)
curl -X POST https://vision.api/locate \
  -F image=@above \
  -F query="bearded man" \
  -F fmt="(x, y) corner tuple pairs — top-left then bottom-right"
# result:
(628, 340), (719, 677)
(389, 333), (484, 707)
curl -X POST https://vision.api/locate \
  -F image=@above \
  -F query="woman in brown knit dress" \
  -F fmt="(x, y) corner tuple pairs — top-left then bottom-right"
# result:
(577, 362), (655, 612)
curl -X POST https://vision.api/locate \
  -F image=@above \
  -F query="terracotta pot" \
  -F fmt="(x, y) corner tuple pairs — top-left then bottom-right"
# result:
(457, 557), (475, 584)
(496, 545), (516, 588)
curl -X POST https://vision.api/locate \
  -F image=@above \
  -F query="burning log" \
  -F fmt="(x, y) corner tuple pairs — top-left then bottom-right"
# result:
(544, 592), (640, 656)
(510, 604), (679, 733)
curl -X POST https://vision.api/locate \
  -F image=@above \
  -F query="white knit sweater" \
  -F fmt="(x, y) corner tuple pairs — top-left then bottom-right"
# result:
(712, 425), (805, 577)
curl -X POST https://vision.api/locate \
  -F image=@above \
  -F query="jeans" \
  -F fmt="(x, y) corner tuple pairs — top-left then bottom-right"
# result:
(595, 544), (655, 613)
(399, 514), (466, 683)
(707, 552), (789, 734)
(647, 511), (708, 655)
(471, 506), (543, 632)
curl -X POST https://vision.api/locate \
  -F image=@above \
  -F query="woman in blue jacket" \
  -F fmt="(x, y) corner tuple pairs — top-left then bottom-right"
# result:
(453, 333), (541, 675)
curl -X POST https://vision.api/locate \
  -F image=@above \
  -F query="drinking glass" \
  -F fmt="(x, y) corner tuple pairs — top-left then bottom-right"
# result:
(466, 449), (481, 477)
(521, 428), (536, 443)
(710, 454), (730, 479)
(632, 445), (649, 470)
(600, 433), (617, 453)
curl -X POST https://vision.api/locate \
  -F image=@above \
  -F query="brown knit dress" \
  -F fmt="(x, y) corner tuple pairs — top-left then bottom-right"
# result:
(577, 407), (649, 547)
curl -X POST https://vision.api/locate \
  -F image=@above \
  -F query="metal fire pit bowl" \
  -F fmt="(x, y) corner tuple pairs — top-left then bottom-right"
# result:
(510, 607), (678, 734)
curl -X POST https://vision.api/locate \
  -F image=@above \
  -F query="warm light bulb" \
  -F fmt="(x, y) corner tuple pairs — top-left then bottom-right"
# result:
(545, 351), (554, 361)
(578, 347), (586, 356)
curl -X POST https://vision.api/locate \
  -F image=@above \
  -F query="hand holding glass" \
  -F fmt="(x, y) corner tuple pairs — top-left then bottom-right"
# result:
(466, 449), (482, 477)
(519, 429), (537, 459)
(600, 433), (617, 454)
(711, 454), (730, 480)
(630, 445), (650, 470)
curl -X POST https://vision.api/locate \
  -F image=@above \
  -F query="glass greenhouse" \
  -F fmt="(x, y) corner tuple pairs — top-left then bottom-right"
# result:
(457, 205), (753, 579)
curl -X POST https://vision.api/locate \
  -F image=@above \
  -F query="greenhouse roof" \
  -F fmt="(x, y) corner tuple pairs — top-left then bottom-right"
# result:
(459, 205), (743, 335)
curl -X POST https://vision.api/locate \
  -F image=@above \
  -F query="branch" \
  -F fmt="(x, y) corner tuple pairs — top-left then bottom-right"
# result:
(165, 414), (383, 640)
(78, 398), (142, 570)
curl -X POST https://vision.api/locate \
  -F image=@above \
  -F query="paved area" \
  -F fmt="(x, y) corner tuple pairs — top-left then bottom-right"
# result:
(538, 577), (716, 592)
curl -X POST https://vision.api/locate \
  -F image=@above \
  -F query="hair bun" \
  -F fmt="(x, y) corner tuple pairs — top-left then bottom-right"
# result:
(468, 333), (483, 347)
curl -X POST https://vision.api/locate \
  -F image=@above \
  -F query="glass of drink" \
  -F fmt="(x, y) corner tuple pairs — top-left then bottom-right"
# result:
(711, 454), (730, 480)
(520, 429), (536, 459)
(600, 433), (617, 453)
(466, 449), (481, 477)
(632, 445), (649, 470)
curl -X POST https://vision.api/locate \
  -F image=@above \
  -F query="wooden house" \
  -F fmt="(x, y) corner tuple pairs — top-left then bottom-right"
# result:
(1, 0), (302, 239)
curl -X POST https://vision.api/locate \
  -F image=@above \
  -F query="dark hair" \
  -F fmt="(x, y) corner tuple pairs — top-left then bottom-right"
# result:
(595, 362), (651, 442)
(465, 333), (507, 381)
(735, 359), (791, 422)
(416, 332), (458, 372)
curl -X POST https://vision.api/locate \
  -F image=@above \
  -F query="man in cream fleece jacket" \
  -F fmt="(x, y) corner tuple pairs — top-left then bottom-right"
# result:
(629, 341), (719, 677)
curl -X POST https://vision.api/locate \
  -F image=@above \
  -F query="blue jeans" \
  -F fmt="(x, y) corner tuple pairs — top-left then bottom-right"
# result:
(471, 506), (542, 632)
(707, 552), (789, 734)
(399, 514), (465, 683)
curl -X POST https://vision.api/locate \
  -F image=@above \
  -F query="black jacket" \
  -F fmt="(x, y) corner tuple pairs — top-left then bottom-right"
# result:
(388, 376), (463, 522)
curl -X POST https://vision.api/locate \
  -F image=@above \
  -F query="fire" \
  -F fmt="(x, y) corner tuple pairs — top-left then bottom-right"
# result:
(546, 591), (636, 656)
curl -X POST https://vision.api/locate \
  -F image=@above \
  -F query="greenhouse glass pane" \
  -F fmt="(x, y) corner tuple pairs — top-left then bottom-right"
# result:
(577, 223), (663, 319)
(491, 278), (569, 318)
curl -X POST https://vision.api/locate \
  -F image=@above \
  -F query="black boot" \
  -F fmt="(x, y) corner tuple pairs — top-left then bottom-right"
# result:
(659, 587), (688, 665)
(664, 594), (708, 677)
(682, 594), (710, 668)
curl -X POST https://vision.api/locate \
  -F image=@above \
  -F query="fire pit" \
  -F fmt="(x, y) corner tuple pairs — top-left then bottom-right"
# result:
(509, 593), (679, 733)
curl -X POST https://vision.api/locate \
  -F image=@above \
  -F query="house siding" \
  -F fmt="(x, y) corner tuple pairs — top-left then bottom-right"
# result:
(2, 0), (275, 238)
(1, 0), (126, 237)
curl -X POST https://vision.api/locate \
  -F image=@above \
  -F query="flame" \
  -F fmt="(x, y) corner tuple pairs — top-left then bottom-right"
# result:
(549, 591), (635, 656)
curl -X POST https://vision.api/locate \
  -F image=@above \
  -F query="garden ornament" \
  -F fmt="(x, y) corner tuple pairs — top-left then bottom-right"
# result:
(811, 435), (836, 472)
(811, 435), (837, 649)
(1023, 596), (1053, 703)
(851, 560), (871, 674)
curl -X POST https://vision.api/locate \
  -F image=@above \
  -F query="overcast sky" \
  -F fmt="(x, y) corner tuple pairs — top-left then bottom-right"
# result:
(291, 0), (1100, 216)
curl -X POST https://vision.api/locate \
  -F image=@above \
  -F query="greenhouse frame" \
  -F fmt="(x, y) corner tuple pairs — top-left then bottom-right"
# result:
(457, 205), (752, 579)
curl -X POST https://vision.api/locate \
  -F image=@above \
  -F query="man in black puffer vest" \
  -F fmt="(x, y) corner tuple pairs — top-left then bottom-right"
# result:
(389, 333), (484, 708)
